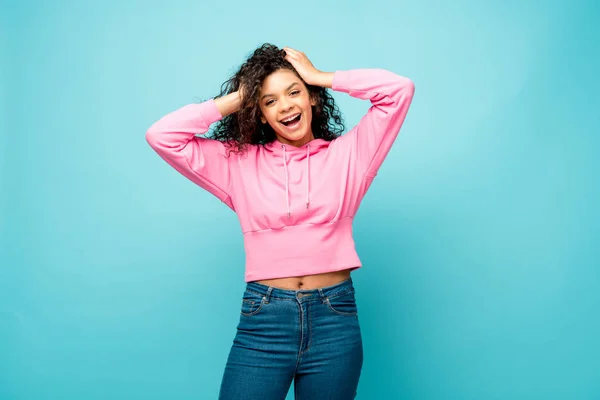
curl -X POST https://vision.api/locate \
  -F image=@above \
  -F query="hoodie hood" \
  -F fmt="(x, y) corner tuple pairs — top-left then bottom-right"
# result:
(263, 137), (330, 155)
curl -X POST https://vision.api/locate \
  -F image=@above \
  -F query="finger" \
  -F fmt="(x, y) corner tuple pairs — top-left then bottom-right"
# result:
(286, 48), (304, 56)
(283, 53), (296, 63)
(289, 49), (307, 61)
(283, 47), (300, 56)
(284, 52), (299, 62)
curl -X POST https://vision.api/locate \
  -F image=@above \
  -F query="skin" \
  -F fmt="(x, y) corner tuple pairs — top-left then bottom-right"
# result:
(214, 47), (351, 290)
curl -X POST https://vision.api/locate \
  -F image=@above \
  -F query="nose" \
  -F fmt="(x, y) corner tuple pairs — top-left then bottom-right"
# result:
(279, 97), (293, 113)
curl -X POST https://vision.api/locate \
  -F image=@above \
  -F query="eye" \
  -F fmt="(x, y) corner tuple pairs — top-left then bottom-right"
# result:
(290, 90), (300, 96)
(265, 99), (275, 106)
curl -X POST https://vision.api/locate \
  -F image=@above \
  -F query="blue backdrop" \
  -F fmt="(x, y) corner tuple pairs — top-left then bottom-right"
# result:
(2, 0), (599, 398)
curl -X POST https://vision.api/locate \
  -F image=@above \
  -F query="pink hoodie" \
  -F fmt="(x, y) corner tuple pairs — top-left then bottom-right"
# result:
(146, 69), (415, 282)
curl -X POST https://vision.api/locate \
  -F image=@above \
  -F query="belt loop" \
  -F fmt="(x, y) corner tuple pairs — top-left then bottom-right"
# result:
(265, 287), (273, 303)
(317, 288), (326, 303)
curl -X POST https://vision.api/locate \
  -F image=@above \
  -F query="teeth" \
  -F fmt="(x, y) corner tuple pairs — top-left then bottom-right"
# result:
(281, 114), (300, 123)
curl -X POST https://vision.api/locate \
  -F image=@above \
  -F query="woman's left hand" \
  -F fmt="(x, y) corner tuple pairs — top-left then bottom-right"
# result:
(282, 47), (324, 86)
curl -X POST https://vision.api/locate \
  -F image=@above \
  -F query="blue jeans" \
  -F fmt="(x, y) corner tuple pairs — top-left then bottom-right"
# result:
(219, 277), (363, 399)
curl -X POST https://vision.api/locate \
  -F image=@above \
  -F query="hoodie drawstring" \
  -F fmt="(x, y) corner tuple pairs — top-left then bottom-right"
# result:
(281, 144), (310, 218)
(306, 145), (310, 209)
(282, 145), (290, 218)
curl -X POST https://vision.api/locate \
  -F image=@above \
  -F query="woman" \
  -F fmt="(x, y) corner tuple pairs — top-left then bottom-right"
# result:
(146, 43), (415, 399)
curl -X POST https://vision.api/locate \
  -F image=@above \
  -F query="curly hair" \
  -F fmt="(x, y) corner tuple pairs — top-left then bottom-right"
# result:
(208, 43), (345, 154)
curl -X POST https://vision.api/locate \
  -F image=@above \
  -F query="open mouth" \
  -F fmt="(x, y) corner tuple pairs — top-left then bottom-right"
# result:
(280, 113), (302, 128)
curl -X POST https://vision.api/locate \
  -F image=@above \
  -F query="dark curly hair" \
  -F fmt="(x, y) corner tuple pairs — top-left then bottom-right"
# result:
(208, 43), (345, 154)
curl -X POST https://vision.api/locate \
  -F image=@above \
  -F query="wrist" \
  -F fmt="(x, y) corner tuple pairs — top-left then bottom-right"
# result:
(309, 71), (334, 88)
(214, 91), (242, 117)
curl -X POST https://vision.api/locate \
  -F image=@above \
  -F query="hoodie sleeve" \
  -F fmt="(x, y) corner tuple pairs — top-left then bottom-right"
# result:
(331, 69), (415, 179)
(145, 99), (235, 210)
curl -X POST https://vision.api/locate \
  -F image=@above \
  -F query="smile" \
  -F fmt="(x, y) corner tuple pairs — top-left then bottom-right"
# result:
(279, 113), (302, 129)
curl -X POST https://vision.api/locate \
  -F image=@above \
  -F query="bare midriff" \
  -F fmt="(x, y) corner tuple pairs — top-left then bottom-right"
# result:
(254, 268), (353, 290)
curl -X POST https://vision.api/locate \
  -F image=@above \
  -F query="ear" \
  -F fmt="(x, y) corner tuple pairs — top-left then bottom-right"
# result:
(310, 93), (317, 107)
(260, 115), (266, 124)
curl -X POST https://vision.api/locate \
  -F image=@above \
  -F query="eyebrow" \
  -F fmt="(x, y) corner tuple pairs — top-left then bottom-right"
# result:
(261, 82), (300, 100)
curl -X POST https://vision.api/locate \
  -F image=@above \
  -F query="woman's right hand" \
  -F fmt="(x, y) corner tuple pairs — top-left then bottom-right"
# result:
(237, 83), (247, 104)
(215, 88), (244, 117)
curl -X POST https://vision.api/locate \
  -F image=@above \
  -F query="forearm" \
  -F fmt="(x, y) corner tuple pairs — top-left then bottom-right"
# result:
(311, 72), (334, 88)
(214, 91), (242, 117)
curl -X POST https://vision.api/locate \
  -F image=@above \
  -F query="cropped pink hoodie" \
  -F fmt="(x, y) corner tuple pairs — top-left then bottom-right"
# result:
(146, 69), (415, 282)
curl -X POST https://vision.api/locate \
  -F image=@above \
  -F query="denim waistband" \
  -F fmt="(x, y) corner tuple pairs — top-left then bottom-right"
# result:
(245, 277), (355, 302)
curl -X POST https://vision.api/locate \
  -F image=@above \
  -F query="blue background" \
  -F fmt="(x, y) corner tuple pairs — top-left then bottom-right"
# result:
(2, 0), (599, 398)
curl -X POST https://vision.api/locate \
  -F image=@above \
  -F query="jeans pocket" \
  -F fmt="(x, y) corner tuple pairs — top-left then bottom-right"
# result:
(240, 290), (266, 317)
(325, 290), (358, 316)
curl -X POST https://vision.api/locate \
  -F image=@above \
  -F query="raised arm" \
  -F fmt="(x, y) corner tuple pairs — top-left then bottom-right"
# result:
(331, 68), (415, 178)
(281, 47), (415, 179)
(145, 92), (242, 210)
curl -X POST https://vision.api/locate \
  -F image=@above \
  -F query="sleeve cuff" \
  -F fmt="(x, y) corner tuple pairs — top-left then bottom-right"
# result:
(331, 70), (350, 93)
